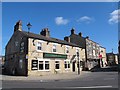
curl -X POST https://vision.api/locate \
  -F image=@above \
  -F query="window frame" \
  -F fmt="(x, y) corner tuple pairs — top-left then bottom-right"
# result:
(20, 42), (25, 53)
(38, 59), (50, 71)
(31, 60), (38, 70)
(64, 60), (70, 70)
(55, 60), (60, 70)
(66, 46), (69, 54)
(52, 44), (57, 52)
(37, 42), (42, 51)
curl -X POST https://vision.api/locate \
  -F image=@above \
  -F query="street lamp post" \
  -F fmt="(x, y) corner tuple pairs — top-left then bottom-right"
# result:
(77, 52), (80, 75)
(27, 22), (32, 33)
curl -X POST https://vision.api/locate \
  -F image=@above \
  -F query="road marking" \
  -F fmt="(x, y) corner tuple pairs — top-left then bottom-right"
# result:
(62, 86), (113, 89)
(104, 78), (115, 80)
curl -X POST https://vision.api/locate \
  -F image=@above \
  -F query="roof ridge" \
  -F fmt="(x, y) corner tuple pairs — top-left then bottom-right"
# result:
(20, 30), (82, 48)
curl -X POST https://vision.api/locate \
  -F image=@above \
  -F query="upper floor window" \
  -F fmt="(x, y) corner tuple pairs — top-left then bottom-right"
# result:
(37, 42), (42, 50)
(66, 47), (69, 53)
(15, 41), (18, 47)
(76, 48), (79, 54)
(53, 45), (56, 52)
(76, 49), (79, 58)
(20, 42), (25, 53)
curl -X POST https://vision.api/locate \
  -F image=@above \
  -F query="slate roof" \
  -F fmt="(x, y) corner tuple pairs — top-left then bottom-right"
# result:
(20, 31), (82, 48)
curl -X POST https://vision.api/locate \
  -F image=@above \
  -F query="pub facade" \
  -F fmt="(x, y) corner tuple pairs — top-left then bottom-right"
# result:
(5, 20), (85, 76)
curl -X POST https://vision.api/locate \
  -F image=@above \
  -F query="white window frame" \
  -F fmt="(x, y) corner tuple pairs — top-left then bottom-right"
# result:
(37, 42), (42, 51)
(55, 60), (60, 70)
(38, 59), (50, 71)
(64, 59), (70, 70)
(52, 44), (57, 52)
(76, 48), (79, 55)
(66, 46), (69, 54)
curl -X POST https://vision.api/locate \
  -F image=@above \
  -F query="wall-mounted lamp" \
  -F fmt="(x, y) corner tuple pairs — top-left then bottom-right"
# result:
(61, 44), (63, 47)
(47, 41), (49, 45)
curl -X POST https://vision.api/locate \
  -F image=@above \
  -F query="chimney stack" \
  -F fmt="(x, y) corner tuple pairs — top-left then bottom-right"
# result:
(40, 28), (50, 37)
(64, 36), (70, 42)
(79, 32), (82, 37)
(86, 36), (89, 39)
(71, 28), (75, 35)
(14, 20), (22, 32)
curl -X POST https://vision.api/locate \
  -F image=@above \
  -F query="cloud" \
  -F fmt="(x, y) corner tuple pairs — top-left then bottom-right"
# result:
(77, 16), (93, 24)
(55, 17), (69, 25)
(108, 9), (120, 24)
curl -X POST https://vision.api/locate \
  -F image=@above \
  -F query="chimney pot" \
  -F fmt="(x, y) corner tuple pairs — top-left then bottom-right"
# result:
(71, 28), (75, 35)
(86, 36), (89, 39)
(40, 28), (50, 37)
(14, 20), (22, 32)
(79, 32), (82, 37)
(64, 36), (70, 42)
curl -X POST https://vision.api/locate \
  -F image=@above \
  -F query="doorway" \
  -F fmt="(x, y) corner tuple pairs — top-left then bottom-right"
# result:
(72, 61), (75, 72)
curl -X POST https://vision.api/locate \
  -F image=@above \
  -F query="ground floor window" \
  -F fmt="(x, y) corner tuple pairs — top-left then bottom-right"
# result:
(32, 60), (38, 70)
(39, 60), (50, 70)
(45, 61), (49, 69)
(39, 61), (44, 70)
(32, 59), (49, 71)
(55, 61), (60, 70)
(64, 60), (70, 69)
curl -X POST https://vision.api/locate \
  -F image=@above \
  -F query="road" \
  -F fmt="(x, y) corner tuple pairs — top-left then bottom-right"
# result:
(2, 72), (119, 90)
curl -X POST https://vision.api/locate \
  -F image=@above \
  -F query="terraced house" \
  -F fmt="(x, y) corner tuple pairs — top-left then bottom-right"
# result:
(5, 21), (85, 76)
(64, 29), (107, 70)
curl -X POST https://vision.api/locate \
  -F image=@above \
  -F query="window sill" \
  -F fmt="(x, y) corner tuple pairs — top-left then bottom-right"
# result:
(38, 70), (50, 72)
(65, 68), (70, 70)
(36, 50), (43, 53)
(55, 69), (60, 71)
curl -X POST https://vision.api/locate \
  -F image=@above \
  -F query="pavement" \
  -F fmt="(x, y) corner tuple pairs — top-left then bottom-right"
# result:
(1, 71), (91, 81)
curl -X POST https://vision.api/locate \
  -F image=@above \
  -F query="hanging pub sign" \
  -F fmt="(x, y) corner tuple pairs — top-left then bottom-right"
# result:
(31, 60), (38, 70)
(99, 54), (102, 59)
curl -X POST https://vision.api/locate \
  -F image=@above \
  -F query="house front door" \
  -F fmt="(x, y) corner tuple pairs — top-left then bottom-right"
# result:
(72, 61), (75, 72)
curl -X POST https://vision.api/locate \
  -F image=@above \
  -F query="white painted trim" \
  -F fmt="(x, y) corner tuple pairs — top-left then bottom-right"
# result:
(64, 59), (71, 69)
(52, 44), (57, 53)
(36, 41), (42, 52)
(55, 59), (61, 70)
(37, 39), (46, 43)
(65, 45), (70, 47)
(52, 42), (59, 45)
(37, 58), (50, 71)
